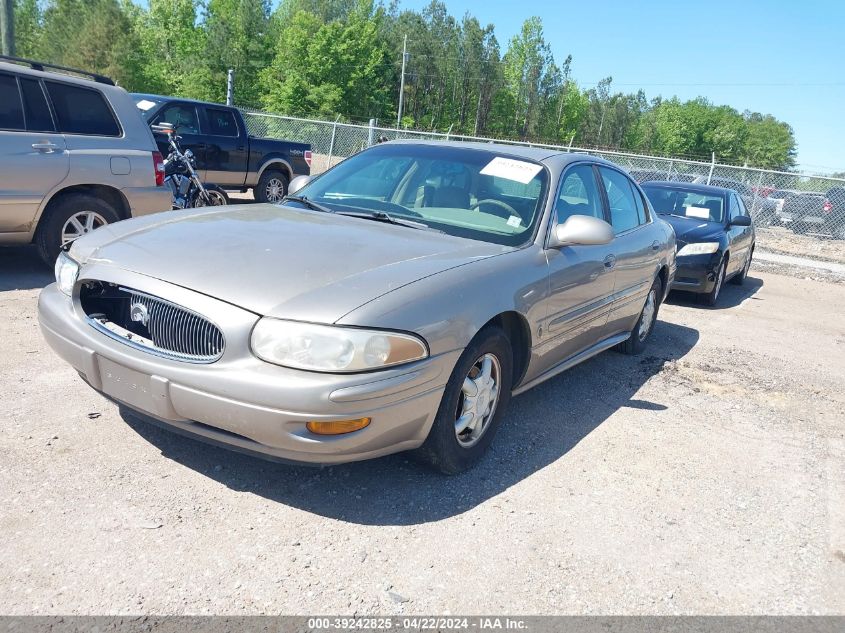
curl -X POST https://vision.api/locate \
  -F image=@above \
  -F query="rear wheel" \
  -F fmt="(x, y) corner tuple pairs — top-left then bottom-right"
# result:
(619, 277), (662, 355)
(35, 194), (121, 265)
(414, 326), (513, 474)
(701, 258), (727, 307)
(255, 169), (289, 203)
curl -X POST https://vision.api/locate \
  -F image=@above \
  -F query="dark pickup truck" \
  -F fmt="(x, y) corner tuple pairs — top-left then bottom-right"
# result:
(132, 94), (311, 203)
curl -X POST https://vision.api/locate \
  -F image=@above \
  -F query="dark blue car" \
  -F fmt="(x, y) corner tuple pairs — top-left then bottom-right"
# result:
(641, 182), (755, 306)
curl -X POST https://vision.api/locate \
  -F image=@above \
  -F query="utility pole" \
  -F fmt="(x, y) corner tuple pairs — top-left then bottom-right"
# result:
(0, 0), (15, 57)
(397, 34), (408, 128)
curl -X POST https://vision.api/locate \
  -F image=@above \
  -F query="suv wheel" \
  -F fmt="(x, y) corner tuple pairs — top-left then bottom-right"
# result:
(36, 194), (121, 265)
(255, 170), (289, 204)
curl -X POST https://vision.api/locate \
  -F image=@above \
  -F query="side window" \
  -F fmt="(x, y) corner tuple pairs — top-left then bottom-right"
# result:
(155, 104), (200, 134)
(205, 108), (238, 136)
(555, 164), (603, 224)
(20, 78), (55, 132)
(599, 167), (641, 234)
(0, 73), (25, 131)
(45, 81), (120, 136)
(733, 194), (747, 218)
(632, 185), (648, 224)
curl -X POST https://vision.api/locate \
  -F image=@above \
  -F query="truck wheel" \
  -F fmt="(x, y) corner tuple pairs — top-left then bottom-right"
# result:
(35, 194), (121, 265)
(255, 170), (289, 203)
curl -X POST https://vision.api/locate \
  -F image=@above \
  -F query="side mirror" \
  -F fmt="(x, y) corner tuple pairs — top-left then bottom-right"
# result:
(288, 175), (313, 195)
(549, 215), (614, 248)
(730, 215), (752, 227)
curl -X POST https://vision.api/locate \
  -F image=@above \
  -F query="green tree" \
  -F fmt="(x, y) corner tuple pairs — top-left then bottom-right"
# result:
(743, 112), (797, 170)
(13, 0), (41, 58)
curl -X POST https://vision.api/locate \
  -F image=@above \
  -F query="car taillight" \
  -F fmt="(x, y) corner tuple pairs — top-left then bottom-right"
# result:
(823, 199), (833, 213)
(152, 151), (165, 186)
(304, 150), (312, 168)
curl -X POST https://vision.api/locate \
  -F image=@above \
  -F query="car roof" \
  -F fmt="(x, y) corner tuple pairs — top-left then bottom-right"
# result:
(379, 139), (627, 167)
(641, 180), (733, 196)
(0, 59), (116, 88)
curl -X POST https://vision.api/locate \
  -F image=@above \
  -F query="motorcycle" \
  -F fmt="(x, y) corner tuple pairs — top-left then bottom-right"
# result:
(152, 123), (229, 209)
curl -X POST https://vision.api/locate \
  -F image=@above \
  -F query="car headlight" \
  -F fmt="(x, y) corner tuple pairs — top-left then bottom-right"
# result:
(54, 252), (79, 296)
(251, 319), (429, 372)
(676, 242), (720, 257)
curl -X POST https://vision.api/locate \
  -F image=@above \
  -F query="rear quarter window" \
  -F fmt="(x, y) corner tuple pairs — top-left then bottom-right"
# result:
(45, 81), (121, 137)
(0, 73), (25, 131)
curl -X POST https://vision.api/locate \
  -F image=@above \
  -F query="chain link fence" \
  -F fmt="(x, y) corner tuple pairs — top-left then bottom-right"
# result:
(239, 107), (845, 259)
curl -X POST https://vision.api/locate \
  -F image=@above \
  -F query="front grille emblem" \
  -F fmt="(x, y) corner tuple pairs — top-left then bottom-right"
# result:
(130, 302), (150, 327)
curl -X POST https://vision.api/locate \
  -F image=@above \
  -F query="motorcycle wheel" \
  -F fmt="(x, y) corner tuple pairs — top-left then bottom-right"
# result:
(191, 184), (229, 207)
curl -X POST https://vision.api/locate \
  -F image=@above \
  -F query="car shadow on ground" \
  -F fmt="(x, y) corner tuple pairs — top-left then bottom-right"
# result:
(121, 319), (699, 526)
(0, 246), (53, 291)
(666, 275), (764, 310)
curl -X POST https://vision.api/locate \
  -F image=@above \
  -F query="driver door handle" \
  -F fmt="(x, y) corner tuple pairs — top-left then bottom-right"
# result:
(32, 142), (59, 153)
(603, 254), (617, 269)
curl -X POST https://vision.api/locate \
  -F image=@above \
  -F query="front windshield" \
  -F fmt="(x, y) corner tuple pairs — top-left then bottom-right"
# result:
(642, 186), (725, 223)
(291, 144), (549, 246)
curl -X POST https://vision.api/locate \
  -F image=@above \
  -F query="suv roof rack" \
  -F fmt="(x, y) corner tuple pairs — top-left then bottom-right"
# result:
(0, 55), (115, 86)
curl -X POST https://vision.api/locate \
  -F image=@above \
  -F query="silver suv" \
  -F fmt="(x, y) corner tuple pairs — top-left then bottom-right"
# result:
(0, 56), (171, 264)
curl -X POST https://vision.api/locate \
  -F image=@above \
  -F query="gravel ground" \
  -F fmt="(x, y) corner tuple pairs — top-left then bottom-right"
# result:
(756, 227), (845, 265)
(1, 246), (844, 615)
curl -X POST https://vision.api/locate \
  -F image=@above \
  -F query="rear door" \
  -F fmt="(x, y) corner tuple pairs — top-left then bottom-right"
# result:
(538, 162), (617, 374)
(598, 166), (659, 337)
(150, 102), (207, 180)
(199, 106), (248, 187)
(0, 72), (68, 235)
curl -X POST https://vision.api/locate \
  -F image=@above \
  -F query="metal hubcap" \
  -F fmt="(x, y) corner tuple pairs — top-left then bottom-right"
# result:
(61, 211), (107, 246)
(206, 191), (226, 206)
(638, 289), (657, 341)
(454, 353), (501, 448)
(265, 178), (285, 203)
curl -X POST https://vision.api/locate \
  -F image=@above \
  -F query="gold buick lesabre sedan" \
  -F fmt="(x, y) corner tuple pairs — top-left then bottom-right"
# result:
(38, 141), (676, 473)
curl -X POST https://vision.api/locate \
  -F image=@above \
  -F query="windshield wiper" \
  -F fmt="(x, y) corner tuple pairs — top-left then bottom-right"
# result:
(283, 195), (333, 214)
(335, 210), (435, 231)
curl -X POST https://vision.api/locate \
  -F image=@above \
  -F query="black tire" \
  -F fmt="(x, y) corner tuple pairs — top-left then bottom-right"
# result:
(619, 277), (662, 355)
(192, 184), (229, 207)
(35, 193), (121, 265)
(254, 169), (289, 203)
(730, 246), (753, 285)
(701, 257), (727, 307)
(414, 326), (513, 474)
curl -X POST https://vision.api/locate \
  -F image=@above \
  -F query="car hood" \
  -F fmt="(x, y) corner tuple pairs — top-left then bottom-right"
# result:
(72, 204), (509, 323)
(659, 215), (725, 243)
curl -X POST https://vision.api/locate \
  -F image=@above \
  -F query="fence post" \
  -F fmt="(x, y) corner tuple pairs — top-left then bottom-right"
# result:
(446, 124), (453, 141)
(752, 170), (764, 216)
(567, 133), (575, 153)
(327, 115), (340, 170)
(707, 152), (716, 185)
(667, 159), (674, 180)
(226, 69), (234, 106)
(368, 119), (376, 147)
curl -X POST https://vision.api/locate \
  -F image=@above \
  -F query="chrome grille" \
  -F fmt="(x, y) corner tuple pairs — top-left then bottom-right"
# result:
(83, 284), (225, 363)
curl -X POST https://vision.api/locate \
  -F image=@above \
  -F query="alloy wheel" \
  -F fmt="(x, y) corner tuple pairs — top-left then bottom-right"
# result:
(454, 353), (502, 448)
(61, 211), (107, 246)
(265, 178), (286, 203)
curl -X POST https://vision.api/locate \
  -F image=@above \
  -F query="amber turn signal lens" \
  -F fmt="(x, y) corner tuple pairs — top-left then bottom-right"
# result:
(306, 418), (371, 435)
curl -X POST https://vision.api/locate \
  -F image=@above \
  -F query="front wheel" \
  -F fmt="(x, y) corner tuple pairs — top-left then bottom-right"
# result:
(191, 184), (229, 207)
(35, 194), (121, 265)
(730, 247), (753, 285)
(619, 277), (662, 355)
(414, 326), (513, 474)
(701, 258), (727, 307)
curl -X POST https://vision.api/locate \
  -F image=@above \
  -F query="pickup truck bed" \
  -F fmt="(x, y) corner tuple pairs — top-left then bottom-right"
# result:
(132, 94), (311, 203)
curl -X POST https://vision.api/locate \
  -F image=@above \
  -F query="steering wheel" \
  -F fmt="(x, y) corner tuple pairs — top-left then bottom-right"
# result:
(470, 198), (518, 216)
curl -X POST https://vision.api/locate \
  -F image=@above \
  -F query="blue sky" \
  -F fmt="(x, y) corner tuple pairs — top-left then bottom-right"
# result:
(402, 0), (845, 173)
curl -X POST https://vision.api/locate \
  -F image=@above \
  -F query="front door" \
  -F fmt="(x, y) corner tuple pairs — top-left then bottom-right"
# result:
(536, 163), (617, 376)
(726, 193), (753, 274)
(0, 73), (68, 235)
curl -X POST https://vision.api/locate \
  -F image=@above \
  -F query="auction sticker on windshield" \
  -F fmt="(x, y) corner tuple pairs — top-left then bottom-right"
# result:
(686, 206), (711, 219)
(480, 157), (543, 184)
